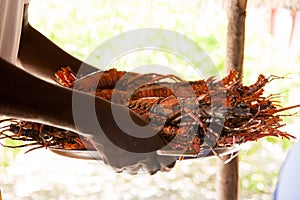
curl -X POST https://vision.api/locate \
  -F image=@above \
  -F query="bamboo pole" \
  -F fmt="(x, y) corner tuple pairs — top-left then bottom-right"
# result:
(216, 1), (247, 200)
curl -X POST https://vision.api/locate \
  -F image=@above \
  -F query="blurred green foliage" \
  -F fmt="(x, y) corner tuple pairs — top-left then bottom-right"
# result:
(0, 139), (22, 168)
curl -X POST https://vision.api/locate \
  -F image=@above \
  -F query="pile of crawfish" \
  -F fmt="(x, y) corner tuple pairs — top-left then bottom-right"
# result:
(0, 67), (298, 155)
(0, 119), (95, 153)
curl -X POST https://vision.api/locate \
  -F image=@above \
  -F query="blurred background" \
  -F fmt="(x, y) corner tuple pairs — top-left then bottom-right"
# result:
(1, 0), (300, 199)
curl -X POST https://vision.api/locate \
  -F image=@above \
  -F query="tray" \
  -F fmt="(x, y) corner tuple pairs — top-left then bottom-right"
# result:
(157, 145), (240, 159)
(49, 148), (102, 160)
(50, 145), (239, 161)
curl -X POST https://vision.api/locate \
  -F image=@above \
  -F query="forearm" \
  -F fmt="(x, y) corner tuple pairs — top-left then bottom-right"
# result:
(0, 57), (76, 131)
(0, 58), (149, 139)
(18, 4), (97, 83)
(0, 57), (165, 148)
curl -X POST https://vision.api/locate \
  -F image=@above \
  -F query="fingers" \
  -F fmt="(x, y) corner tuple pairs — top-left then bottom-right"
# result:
(156, 155), (177, 172)
(135, 154), (176, 175)
(124, 164), (142, 175)
(140, 155), (161, 175)
(102, 151), (176, 175)
(92, 134), (177, 175)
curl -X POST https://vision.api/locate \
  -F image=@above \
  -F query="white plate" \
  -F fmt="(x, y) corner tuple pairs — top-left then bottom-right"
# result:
(156, 145), (240, 159)
(49, 145), (239, 161)
(49, 148), (102, 160)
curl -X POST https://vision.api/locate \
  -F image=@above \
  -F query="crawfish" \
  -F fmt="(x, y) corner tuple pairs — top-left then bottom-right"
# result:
(4, 67), (298, 156)
(127, 95), (221, 153)
(0, 119), (95, 152)
(54, 67), (298, 153)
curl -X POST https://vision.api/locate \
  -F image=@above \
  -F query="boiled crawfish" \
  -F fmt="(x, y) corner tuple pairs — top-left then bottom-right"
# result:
(54, 67), (298, 153)
(0, 119), (95, 152)
(0, 67), (298, 156)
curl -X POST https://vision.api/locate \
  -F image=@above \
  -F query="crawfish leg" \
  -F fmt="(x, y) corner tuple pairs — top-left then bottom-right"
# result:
(39, 124), (45, 136)
(267, 74), (287, 82)
(149, 74), (183, 83)
(127, 73), (183, 87)
(173, 107), (208, 132)
(25, 145), (46, 154)
(0, 142), (40, 148)
(181, 108), (222, 145)
(0, 131), (34, 141)
(17, 121), (27, 137)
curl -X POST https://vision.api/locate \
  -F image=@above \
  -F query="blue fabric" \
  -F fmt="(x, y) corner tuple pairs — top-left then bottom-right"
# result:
(274, 139), (300, 200)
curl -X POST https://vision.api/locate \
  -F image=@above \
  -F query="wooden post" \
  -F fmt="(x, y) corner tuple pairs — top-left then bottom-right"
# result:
(216, 1), (247, 200)
(225, 0), (247, 74)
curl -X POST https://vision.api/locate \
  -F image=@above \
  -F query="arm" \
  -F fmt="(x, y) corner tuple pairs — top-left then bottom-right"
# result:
(18, 4), (98, 83)
(0, 57), (176, 174)
(0, 57), (78, 130)
(1, 1), (175, 174)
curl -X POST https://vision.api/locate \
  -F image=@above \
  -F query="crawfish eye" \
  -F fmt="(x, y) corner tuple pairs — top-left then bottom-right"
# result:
(42, 134), (52, 142)
(171, 128), (176, 134)
(193, 136), (201, 144)
(9, 124), (20, 134)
